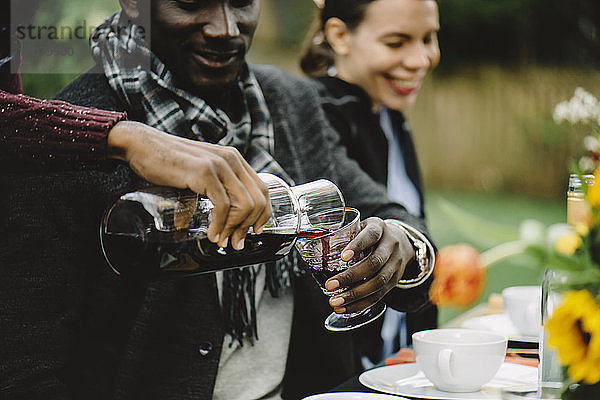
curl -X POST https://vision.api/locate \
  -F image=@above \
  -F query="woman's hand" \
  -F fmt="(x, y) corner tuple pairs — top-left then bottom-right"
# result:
(324, 217), (415, 314)
(107, 121), (271, 250)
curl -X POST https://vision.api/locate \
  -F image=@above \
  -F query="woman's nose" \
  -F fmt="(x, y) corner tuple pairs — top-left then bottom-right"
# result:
(403, 42), (434, 71)
(203, 4), (240, 38)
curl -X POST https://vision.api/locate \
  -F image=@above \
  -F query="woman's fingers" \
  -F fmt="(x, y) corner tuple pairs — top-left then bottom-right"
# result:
(343, 217), (385, 258)
(326, 219), (414, 313)
(329, 246), (402, 313)
(331, 291), (383, 315)
(325, 217), (384, 291)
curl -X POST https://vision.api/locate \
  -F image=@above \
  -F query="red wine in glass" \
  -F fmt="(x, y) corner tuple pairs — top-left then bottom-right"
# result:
(298, 228), (338, 290)
(295, 208), (386, 331)
(296, 227), (359, 295)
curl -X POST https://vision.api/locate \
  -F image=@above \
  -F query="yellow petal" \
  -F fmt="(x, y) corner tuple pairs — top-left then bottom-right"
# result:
(555, 232), (582, 255)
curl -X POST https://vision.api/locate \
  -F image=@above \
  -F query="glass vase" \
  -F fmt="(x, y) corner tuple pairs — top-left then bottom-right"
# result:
(539, 268), (600, 400)
(539, 269), (569, 399)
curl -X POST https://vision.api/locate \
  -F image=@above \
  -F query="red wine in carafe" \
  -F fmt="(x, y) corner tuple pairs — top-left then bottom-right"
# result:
(100, 174), (347, 280)
(102, 232), (297, 280)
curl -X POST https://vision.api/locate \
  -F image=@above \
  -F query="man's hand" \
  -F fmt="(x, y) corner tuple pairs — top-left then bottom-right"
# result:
(107, 120), (271, 250)
(324, 217), (415, 314)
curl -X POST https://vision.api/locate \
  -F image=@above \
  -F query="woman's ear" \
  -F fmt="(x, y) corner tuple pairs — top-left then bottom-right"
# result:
(120, 0), (140, 20)
(324, 17), (351, 56)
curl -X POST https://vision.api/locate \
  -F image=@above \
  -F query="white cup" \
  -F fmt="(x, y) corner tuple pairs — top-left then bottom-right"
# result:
(412, 329), (507, 392)
(502, 286), (541, 337)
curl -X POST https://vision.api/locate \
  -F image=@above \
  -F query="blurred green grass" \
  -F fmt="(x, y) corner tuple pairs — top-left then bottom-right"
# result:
(425, 188), (564, 325)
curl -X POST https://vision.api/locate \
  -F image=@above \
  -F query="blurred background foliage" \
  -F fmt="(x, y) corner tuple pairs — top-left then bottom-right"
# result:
(22, 0), (599, 196)
(19, 0), (600, 323)
(436, 0), (600, 69)
(20, 0), (120, 98)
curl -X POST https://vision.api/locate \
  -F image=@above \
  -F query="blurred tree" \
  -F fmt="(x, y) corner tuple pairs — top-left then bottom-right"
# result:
(21, 0), (600, 97)
(527, 0), (600, 65)
(436, 0), (600, 70)
(268, 0), (314, 45)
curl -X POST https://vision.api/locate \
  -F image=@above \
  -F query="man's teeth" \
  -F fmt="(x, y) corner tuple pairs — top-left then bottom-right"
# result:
(205, 53), (231, 61)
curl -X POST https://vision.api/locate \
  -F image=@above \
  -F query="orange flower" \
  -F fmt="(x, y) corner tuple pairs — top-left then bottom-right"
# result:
(429, 244), (486, 307)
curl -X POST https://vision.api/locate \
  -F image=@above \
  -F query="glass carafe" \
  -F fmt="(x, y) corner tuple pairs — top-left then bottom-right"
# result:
(100, 173), (345, 279)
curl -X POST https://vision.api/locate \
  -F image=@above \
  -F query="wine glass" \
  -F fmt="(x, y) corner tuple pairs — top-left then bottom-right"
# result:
(295, 207), (387, 331)
(289, 177), (346, 230)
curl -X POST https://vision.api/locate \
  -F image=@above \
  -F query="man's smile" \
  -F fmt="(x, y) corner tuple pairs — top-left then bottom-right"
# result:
(192, 48), (241, 69)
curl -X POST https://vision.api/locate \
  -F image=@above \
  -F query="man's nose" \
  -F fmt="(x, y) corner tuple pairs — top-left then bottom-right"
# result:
(203, 4), (240, 38)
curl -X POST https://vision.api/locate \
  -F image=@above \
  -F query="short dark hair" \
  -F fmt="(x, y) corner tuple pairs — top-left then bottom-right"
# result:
(299, 0), (438, 78)
(299, 0), (375, 77)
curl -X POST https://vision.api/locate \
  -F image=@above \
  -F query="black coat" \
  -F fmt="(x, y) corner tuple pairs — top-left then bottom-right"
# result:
(314, 76), (437, 352)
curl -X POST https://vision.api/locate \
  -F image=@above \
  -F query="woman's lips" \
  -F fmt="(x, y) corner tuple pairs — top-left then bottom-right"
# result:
(384, 75), (421, 96)
(192, 49), (240, 69)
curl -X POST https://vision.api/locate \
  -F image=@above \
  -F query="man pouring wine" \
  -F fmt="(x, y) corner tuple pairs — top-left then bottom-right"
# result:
(2, 1), (436, 399)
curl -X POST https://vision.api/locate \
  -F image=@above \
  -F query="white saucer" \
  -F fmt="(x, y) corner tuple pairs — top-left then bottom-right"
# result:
(303, 392), (409, 400)
(359, 362), (538, 400)
(461, 314), (538, 343)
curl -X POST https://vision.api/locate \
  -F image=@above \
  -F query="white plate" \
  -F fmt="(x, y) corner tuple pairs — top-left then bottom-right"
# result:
(359, 362), (538, 400)
(302, 392), (409, 400)
(461, 314), (538, 343)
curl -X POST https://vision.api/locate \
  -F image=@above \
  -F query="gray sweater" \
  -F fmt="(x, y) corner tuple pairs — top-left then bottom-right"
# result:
(0, 64), (433, 400)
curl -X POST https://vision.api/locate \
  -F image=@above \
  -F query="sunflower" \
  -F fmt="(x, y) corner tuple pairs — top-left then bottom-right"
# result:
(545, 290), (600, 385)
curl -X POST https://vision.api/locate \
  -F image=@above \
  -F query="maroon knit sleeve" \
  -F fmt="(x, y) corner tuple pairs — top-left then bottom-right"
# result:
(0, 90), (127, 171)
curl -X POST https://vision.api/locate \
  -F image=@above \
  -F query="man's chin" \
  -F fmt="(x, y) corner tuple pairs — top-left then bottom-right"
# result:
(179, 63), (242, 95)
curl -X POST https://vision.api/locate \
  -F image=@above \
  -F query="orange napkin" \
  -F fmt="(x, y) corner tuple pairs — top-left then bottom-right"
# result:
(504, 355), (539, 368)
(385, 349), (538, 368)
(385, 348), (416, 365)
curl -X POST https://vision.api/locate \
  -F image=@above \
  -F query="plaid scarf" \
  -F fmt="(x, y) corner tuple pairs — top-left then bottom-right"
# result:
(91, 12), (295, 346)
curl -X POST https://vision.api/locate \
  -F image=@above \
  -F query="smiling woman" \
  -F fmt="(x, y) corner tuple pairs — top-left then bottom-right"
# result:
(301, 0), (439, 110)
(300, 0), (440, 367)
